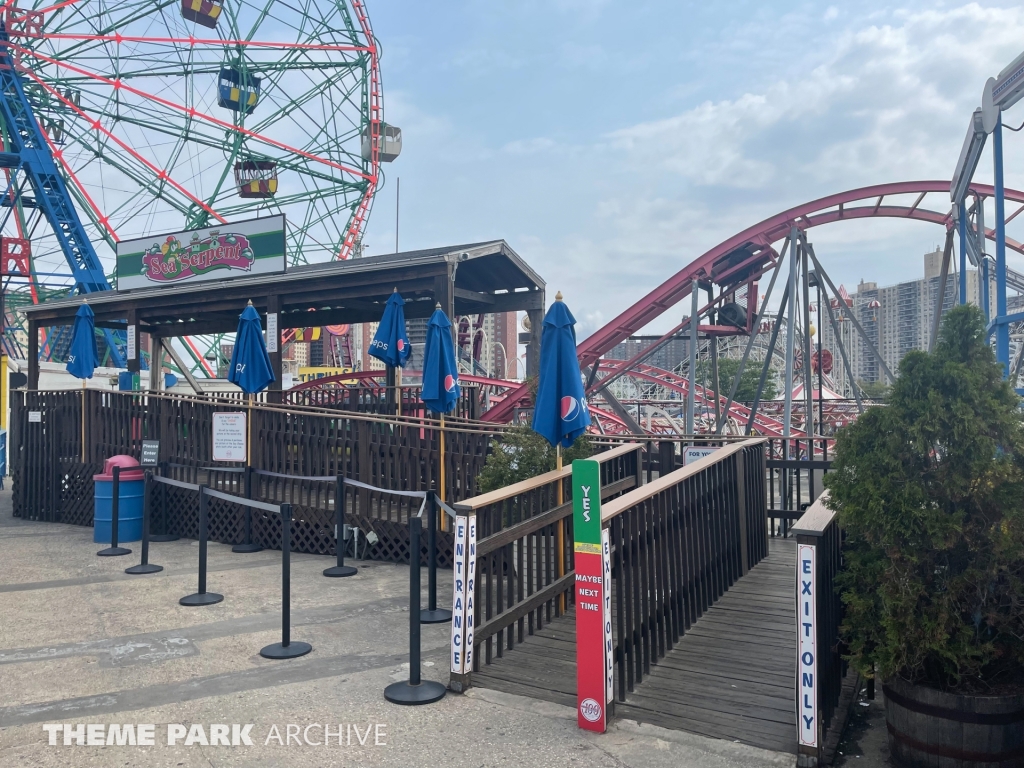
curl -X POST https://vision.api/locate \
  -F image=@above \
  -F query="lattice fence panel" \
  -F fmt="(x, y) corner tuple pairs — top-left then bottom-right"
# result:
(165, 486), (200, 540)
(353, 517), (455, 567)
(59, 462), (102, 527)
(206, 496), (247, 546)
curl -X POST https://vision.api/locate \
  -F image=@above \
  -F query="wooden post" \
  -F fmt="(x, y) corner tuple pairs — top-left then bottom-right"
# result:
(357, 419), (370, 513)
(148, 333), (163, 392)
(448, 511), (477, 693)
(795, 532), (822, 767)
(126, 309), (140, 374)
(433, 269), (457, 351)
(27, 318), (38, 389)
(445, 263), (456, 335)
(385, 365), (396, 414)
(266, 295), (282, 405)
(526, 308), (543, 379)
(557, 445), (565, 613)
(735, 451), (749, 576)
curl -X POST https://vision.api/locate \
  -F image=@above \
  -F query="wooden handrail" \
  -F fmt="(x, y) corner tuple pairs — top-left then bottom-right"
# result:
(601, 437), (766, 524)
(68, 387), (508, 435)
(453, 441), (642, 512)
(791, 490), (836, 536)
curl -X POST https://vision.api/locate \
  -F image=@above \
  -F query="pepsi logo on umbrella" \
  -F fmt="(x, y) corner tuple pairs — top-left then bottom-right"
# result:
(419, 305), (460, 415)
(531, 294), (591, 449)
(561, 396), (580, 421)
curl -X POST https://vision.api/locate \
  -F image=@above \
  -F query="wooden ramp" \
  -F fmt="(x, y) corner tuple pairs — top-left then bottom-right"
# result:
(472, 537), (798, 754)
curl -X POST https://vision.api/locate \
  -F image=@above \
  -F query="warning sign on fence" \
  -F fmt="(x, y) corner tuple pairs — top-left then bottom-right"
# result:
(212, 412), (247, 462)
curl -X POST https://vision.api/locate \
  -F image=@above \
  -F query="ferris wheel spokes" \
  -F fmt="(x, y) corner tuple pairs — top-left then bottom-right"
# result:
(9, 42), (375, 182)
(22, 68), (229, 228)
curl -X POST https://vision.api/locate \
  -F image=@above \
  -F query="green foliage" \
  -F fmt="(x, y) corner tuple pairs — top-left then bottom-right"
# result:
(476, 424), (592, 493)
(856, 379), (890, 401)
(695, 357), (777, 401)
(720, 358), (777, 401)
(824, 305), (1024, 692)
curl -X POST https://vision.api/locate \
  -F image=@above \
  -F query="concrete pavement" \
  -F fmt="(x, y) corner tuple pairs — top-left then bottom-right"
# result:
(0, 490), (794, 767)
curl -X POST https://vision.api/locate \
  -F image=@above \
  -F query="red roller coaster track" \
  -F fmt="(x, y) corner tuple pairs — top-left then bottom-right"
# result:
(483, 180), (1024, 424)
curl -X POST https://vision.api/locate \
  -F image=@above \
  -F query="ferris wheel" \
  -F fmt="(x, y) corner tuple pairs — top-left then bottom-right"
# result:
(0, 0), (399, 372)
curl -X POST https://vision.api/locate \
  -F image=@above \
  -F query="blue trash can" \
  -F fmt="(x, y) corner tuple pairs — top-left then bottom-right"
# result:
(94, 456), (145, 544)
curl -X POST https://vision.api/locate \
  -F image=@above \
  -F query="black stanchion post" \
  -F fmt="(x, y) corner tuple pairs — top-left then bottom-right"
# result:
(150, 461), (179, 542)
(98, 465), (132, 557)
(421, 488), (452, 623)
(126, 470), (163, 574)
(233, 465), (262, 553)
(324, 475), (357, 577)
(384, 516), (446, 705)
(261, 503), (312, 659)
(180, 486), (223, 606)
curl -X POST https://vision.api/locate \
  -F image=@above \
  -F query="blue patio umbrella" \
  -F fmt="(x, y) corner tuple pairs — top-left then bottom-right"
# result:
(369, 289), (412, 368)
(66, 302), (98, 380)
(420, 304), (460, 414)
(532, 292), (591, 449)
(228, 302), (275, 394)
(420, 304), (460, 503)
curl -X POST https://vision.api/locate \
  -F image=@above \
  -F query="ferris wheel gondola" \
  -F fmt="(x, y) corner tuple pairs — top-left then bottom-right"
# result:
(0, 0), (400, 373)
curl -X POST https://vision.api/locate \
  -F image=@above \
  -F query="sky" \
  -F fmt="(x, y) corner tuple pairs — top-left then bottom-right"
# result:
(361, 0), (1024, 340)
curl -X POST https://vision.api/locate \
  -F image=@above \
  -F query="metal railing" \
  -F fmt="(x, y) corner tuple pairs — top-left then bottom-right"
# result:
(766, 436), (833, 536)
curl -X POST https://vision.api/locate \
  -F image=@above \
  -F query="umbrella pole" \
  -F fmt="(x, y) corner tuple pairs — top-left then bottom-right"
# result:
(246, 394), (253, 467)
(439, 413), (446, 524)
(557, 444), (565, 613)
(81, 379), (86, 462)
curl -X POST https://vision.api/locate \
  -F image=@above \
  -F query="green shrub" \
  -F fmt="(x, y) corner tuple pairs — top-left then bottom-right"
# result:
(476, 424), (592, 493)
(824, 305), (1024, 692)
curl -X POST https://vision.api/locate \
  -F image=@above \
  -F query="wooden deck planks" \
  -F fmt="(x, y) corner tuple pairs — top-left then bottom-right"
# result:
(472, 536), (798, 754)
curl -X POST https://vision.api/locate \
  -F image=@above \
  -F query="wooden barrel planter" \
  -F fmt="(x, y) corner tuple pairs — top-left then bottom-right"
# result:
(884, 677), (1024, 768)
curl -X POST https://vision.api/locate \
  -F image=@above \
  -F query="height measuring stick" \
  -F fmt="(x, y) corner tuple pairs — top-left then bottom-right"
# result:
(572, 459), (613, 732)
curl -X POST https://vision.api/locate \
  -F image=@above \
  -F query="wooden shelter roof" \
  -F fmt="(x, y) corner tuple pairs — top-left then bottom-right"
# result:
(23, 240), (545, 337)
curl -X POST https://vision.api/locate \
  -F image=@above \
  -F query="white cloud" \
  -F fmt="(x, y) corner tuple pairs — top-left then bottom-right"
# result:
(369, 3), (1024, 345)
(558, 3), (1024, 334)
(608, 4), (1024, 192)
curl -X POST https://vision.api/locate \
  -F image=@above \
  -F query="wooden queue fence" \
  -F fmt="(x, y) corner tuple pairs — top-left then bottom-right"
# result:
(448, 442), (642, 689)
(10, 389), (498, 563)
(449, 438), (769, 698)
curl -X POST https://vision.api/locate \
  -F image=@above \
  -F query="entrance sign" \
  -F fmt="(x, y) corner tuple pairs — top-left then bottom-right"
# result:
(212, 412), (247, 462)
(798, 543), (818, 748)
(573, 458), (611, 732)
(450, 514), (477, 675)
(140, 440), (160, 466)
(116, 214), (286, 291)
